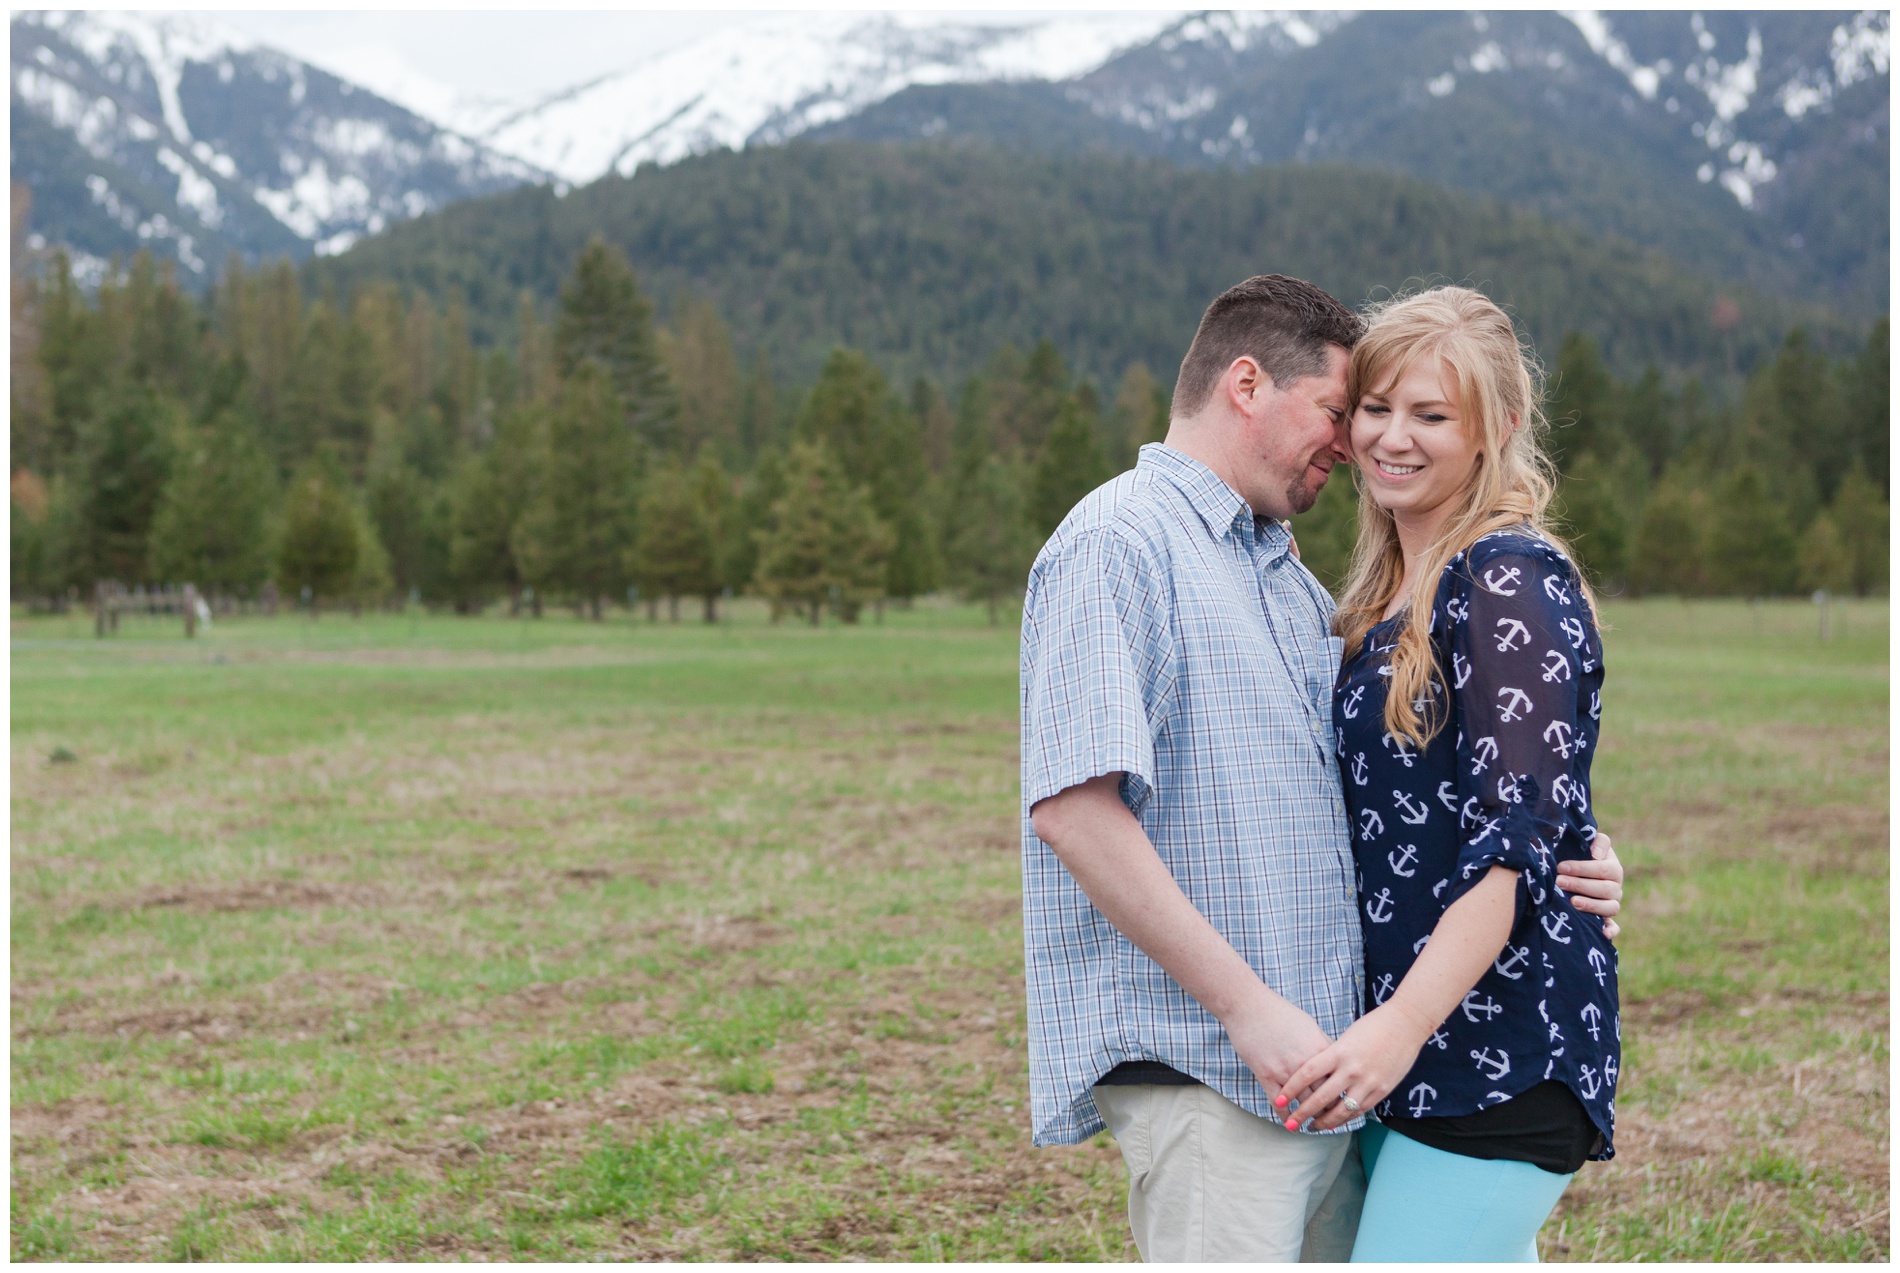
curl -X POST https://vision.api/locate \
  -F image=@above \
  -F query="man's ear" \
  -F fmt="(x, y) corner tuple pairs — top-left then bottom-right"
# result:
(1227, 356), (1266, 410)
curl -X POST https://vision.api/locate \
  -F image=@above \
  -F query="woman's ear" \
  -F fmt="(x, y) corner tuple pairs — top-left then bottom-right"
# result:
(1506, 412), (1521, 437)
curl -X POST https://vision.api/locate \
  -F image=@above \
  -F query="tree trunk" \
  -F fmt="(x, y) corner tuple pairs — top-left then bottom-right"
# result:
(646, 597), (659, 623)
(591, 594), (604, 621)
(702, 593), (717, 623)
(809, 596), (822, 627)
(667, 595), (679, 622)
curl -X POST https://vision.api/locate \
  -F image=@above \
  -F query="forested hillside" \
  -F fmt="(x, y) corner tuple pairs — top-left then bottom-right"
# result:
(307, 142), (1850, 391)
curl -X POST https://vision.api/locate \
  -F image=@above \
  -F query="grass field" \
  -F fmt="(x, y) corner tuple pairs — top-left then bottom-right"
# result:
(10, 596), (1889, 1261)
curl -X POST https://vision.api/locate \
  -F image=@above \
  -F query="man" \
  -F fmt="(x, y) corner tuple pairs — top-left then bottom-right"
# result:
(1019, 276), (1623, 1261)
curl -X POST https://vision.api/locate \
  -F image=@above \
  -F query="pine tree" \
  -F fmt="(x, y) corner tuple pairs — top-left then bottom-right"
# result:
(511, 363), (641, 619)
(1547, 331), (1619, 467)
(1017, 339), (1071, 455)
(72, 384), (178, 585)
(943, 451), (1037, 624)
(1626, 469), (1709, 596)
(629, 459), (718, 621)
(554, 236), (676, 450)
(1828, 463), (1889, 597)
(722, 447), (785, 595)
(912, 376), (956, 476)
(690, 454), (734, 620)
(365, 446), (440, 601)
(277, 456), (360, 610)
(736, 350), (780, 462)
(10, 468), (52, 601)
(1707, 465), (1798, 598)
(148, 405), (277, 596)
(1029, 391), (1108, 536)
(1798, 513), (1851, 595)
(1553, 452), (1630, 589)
(798, 348), (937, 603)
(1106, 362), (1168, 473)
(1848, 318), (1889, 498)
(660, 296), (741, 462)
(348, 499), (395, 612)
(755, 439), (892, 625)
(1618, 365), (1673, 479)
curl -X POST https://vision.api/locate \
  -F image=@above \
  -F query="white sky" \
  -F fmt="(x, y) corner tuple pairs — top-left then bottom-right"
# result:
(206, 10), (1093, 121)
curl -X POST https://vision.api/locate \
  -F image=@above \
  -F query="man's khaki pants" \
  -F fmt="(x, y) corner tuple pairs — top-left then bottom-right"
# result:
(1093, 1083), (1365, 1262)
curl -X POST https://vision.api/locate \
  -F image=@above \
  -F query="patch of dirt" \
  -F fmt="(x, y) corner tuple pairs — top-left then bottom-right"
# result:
(130, 880), (383, 914)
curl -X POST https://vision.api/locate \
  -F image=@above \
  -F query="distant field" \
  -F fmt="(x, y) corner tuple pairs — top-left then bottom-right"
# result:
(10, 597), (1888, 1261)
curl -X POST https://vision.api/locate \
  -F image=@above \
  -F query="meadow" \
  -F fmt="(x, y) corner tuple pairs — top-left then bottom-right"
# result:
(10, 595), (1889, 1261)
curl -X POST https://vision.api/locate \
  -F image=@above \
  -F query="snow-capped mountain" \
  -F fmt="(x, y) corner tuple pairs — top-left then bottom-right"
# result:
(10, 9), (541, 281)
(455, 11), (1188, 184)
(822, 9), (1889, 312)
(11, 9), (1887, 314)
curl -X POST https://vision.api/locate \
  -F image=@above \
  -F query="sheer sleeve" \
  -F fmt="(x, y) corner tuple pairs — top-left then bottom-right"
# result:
(1446, 543), (1592, 908)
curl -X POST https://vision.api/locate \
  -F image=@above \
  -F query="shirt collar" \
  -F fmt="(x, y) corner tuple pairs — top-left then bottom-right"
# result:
(1137, 443), (1293, 560)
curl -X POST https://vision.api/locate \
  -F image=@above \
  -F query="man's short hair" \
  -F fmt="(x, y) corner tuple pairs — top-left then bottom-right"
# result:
(1172, 275), (1364, 418)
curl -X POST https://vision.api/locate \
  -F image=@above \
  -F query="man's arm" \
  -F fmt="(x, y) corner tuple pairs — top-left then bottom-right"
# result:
(1031, 773), (1333, 1091)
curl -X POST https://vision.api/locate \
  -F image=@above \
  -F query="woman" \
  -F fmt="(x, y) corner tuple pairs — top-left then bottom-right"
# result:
(1276, 287), (1619, 1261)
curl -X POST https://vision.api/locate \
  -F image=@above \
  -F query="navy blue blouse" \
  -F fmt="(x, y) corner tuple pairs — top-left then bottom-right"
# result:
(1334, 531), (1618, 1160)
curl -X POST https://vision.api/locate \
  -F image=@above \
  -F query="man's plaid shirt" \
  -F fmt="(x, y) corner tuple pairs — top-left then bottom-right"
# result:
(1020, 444), (1364, 1146)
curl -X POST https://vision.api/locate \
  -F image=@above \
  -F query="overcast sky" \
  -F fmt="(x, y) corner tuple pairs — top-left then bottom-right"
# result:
(209, 10), (1085, 118)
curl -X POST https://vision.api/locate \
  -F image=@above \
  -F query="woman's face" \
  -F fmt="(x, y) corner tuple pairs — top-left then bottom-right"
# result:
(1350, 356), (1484, 535)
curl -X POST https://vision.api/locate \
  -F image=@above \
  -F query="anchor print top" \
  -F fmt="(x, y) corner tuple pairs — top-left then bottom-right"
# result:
(1334, 530), (1618, 1159)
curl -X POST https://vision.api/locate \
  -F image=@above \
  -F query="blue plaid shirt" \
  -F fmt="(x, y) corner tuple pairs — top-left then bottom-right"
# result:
(1020, 444), (1363, 1146)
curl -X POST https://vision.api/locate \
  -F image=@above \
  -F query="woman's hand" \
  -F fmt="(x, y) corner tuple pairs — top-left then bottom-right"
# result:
(1272, 1002), (1435, 1133)
(1557, 830), (1624, 941)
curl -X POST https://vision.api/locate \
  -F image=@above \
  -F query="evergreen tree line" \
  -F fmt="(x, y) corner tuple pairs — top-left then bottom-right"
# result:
(9, 240), (1888, 623)
(9, 238), (1169, 623)
(1291, 320), (1890, 599)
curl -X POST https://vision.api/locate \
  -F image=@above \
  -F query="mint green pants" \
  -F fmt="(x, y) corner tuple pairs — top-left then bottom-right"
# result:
(1349, 1122), (1574, 1262)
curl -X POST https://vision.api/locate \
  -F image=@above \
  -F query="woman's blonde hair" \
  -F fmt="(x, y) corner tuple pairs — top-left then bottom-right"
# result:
(1333, 285), (1593, 750)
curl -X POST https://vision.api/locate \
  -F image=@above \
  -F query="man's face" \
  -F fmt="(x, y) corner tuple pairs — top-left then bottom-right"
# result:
(1236, 344), (1352, 520)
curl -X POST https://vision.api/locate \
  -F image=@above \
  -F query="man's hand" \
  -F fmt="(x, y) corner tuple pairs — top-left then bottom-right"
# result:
(1558, 831), (1624, 941)
(1224, 978), (1334, 1093)
(1032, 773), (1332, 1094)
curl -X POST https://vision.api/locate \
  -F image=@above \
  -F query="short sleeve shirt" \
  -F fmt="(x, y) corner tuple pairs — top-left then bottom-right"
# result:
(1020, 444), (1362, 1146)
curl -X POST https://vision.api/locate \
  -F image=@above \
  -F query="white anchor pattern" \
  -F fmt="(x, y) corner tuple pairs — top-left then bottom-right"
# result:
(1334, 533), (1617, 1159)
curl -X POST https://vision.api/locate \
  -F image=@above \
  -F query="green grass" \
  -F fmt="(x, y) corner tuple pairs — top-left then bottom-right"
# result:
(11, 595), (1888, 1260)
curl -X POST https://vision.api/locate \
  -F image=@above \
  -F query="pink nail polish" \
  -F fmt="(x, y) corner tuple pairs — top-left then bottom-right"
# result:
(1274, 1095), (1288, 1108)
(1284, 1118), (1299, 1131)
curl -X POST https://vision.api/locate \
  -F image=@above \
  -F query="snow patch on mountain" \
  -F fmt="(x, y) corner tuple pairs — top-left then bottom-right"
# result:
(12, 8), (541, 274)
(467, 11), (1187, 182)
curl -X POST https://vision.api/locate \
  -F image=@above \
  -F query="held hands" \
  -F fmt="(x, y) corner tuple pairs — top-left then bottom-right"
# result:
(1557, 831), (1624, 941)
(1224, 983), (1336, 1094)
(1272, 1001), (1435, 1132)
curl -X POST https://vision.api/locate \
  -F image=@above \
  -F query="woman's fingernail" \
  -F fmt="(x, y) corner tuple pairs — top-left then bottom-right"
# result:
(1274, 1095), (1288, 1108)
(1284, 1119), (1300, 1131)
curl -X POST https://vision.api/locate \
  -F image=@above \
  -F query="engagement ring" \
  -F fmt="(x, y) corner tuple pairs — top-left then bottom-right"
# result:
(1339, 1093), (1361, 1113)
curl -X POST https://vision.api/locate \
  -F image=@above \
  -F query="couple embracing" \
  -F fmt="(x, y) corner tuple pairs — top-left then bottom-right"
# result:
(1021, 277), (1624, 1261)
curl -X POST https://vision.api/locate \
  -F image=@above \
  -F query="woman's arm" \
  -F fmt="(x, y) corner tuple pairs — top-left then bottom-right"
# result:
(1273, 864), (1517, 1131)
